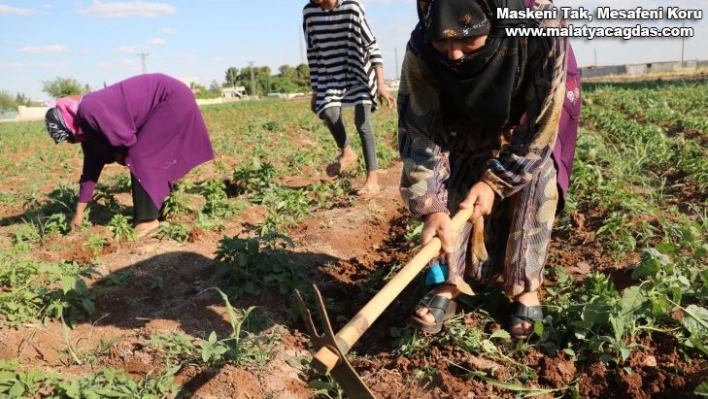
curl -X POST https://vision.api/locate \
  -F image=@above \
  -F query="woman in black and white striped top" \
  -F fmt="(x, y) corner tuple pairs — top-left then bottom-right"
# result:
(303, 0), (395, 197)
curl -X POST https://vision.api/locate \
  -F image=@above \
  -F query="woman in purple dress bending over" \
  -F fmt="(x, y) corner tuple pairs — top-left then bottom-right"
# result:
(45, 73), (215, 238)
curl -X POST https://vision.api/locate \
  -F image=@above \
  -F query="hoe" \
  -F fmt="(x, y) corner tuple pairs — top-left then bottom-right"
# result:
(295, 206), (475, 398)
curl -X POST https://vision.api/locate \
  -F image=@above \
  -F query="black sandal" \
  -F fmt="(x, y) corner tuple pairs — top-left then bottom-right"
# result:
(410, 292), (457, 334)
(509, 301), (543, 339)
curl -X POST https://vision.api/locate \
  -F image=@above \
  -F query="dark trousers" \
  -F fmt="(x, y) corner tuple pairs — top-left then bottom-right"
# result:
(321, 104), (379, 172)
(131, 174), (160, 223)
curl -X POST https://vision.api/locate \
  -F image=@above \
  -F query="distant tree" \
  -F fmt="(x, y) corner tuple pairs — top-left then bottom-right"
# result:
(209, 80), (223, 93)
(256, 66), (271, 95)
(225, 67), (239, 88)
(14, 92), (29, 106)
(278, 65), (297, 80)
(0, 90), (16, 110)
(276, 64), (309, 92)
(295, 64), (310, 90)
(41, 77), (88, 99)
(237, 66), (271, 96)
(270, 76), (298, 94)
(192, 81), (222, 100)
(0, 90), (34, 112)
(225, 63), (310, 95)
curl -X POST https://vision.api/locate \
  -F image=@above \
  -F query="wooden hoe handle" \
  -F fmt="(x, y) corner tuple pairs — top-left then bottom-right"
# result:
(312, 206), (475, 374)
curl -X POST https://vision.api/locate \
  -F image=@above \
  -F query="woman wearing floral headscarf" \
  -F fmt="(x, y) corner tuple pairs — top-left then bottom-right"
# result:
(45, 73), (214, 238)
(399, 0), (581, 338)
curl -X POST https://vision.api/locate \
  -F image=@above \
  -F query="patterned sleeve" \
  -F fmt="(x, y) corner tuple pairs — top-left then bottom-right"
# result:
(481, 26), (568, 199)
(357, 2), (383, 68)
(398, 48), (450, 219)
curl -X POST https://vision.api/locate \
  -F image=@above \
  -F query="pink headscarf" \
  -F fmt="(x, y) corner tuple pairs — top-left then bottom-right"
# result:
(55, 97), (82, 135)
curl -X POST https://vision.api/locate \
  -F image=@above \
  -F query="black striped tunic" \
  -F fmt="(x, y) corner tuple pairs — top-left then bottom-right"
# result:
(303, 0), (383, 114)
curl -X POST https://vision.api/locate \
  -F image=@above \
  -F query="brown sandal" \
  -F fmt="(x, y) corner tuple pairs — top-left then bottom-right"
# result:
(410, 292), (457, 334)
(508, 301), (543, 339)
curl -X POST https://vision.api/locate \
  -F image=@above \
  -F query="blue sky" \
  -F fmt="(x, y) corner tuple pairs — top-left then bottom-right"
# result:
(1, 0), (707, 100)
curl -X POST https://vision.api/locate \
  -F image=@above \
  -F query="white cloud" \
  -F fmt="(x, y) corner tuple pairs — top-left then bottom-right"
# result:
(0, 5), (38, 15)
(146, 38), (166, 45)
(0, 62), (25, 69)
(160, 27), (176, 34)
(31, 62), (69, 69)
(20, 45), (69, 54)
(115, 45), (139, 53)
(78, 1), (176, 18)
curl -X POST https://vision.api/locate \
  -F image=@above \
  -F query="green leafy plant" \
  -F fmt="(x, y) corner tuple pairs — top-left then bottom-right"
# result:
(54, 366), (181, 398)
(93, 183), (121, 214)
(41, 213), (71, 236)
(11, 221), (42, 250)
(82, 234), (107, 258)
(100, 268), (133, 288)
(308, 373), (346, 399)
(45, 182), (77, 215)
(147, 332), (197, 364)
(214, 232), (307, 299)
(201, 177), (239, 217)
(107, 213), (136, 241)
(262, 120), (280, 132)
(194, 210), (226, 232)
(162, 184), (195, 219)
(0, 258), (98, 327)
(197, 289), (278, 368)
(43, 262), (99, 327)
(232, 159), (278, 200)
(156, 221), (188, 242)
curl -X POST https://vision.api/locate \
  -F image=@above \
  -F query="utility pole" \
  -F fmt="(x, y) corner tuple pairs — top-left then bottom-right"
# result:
(248, 61), (256, 97)
(299, 25), (305, 65)
(138, 53), (149, 74)
(594, 48), (597, 67)
(394, 47), (399, 80)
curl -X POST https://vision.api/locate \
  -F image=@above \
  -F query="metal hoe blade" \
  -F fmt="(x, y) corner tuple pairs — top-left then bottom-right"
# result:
(295, 207), (475, 398)
(295, 285), (376, 398)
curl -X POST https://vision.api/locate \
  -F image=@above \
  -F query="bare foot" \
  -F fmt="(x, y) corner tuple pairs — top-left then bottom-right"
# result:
(325, 147), (357, 177)
(135, 219), (160, 238)
(356, 184), (381, 197)
(356, 171), (380, 197)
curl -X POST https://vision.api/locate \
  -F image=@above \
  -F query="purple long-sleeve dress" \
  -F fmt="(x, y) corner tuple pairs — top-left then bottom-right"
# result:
(76, 73), (215, 208)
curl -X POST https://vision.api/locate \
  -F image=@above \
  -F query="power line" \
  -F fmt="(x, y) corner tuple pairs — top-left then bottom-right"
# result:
(248, 61), (255, 96)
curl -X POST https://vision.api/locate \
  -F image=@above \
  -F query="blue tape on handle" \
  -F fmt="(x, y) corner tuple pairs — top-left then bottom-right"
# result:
(425, 263), (448, 287)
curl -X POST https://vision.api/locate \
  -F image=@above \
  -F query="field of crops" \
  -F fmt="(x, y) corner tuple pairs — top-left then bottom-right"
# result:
(0, 76), (706, 398)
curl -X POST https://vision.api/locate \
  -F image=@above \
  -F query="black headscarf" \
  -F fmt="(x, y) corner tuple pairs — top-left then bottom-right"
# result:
(45, 107), (75, 144)
(412, 0), (540, 131)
